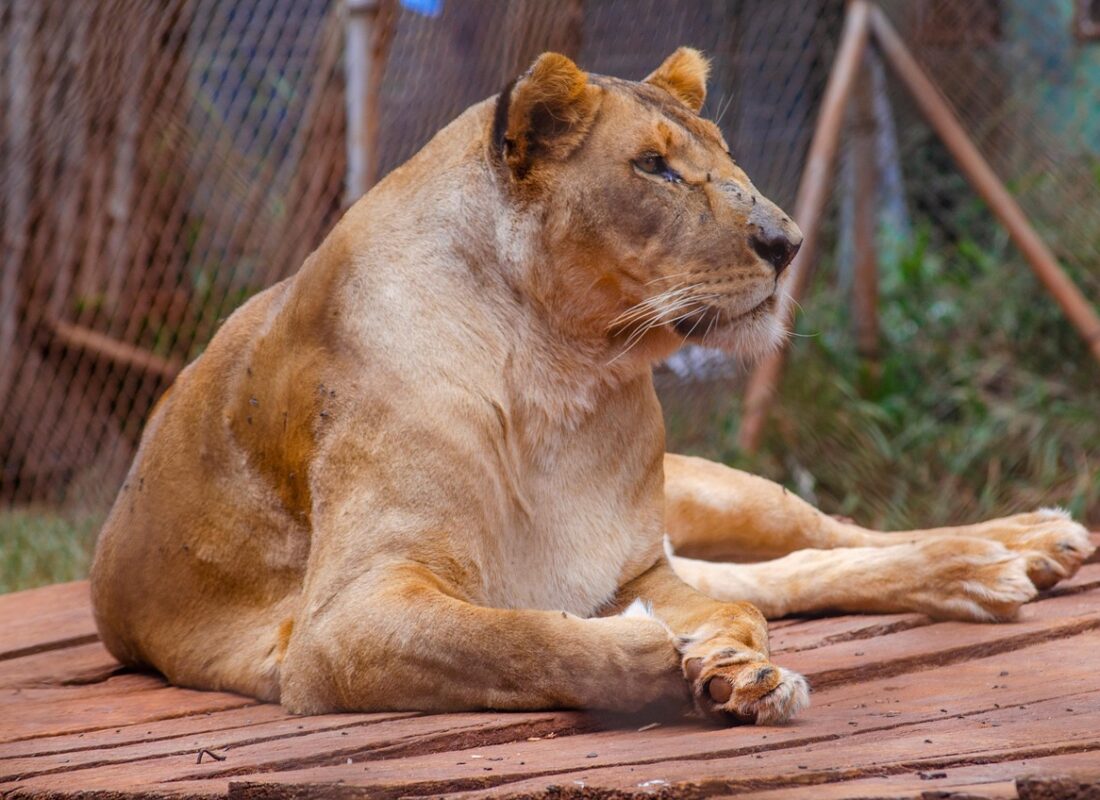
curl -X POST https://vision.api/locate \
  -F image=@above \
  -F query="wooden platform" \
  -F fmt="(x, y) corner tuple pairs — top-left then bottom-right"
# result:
(3, 546), (1099, 800)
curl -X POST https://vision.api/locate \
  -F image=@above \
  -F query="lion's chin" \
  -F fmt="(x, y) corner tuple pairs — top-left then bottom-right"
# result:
(673, 295), (785, 362)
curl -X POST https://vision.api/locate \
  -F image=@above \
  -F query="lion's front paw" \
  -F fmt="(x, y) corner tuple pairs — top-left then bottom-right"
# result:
(993, 509), (1094, 590)
(682, 646), (809, 726)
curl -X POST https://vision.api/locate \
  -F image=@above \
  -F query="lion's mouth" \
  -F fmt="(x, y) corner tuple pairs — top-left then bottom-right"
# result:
(672, 295), (776, 339)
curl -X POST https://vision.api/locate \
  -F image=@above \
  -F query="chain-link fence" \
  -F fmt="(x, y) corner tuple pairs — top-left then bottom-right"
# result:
(2, 0), (1098, 518)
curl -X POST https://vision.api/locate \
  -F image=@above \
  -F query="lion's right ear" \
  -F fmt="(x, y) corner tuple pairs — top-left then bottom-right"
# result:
(645, 47), (709, 113)
(492, 53), (600, 179)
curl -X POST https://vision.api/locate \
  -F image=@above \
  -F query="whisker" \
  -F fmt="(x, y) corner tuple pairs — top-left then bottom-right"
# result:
(608, 292), (720, 364)
(704, 306), (720, 340)
(682, 307), (710, 341)
(609, 286), (701, 329)
(714, 92), (735, 127)
(616, 294), (717, 349)
(618, 296), (702, 339)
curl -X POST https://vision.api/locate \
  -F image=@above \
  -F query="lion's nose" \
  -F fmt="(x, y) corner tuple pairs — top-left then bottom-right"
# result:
(751, 229), (801, 276)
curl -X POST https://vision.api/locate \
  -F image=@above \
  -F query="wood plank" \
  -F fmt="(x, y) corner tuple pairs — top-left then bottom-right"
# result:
(3, 557), (1098, 798)
(0, 581), (96, 661)
(784, 586), (1100, 690)
(769, 562), (1100, 658)
(765, 562), (1100, 658)
(631, 696), (1100, 797)
(44, 631), (1097, 799)
(3, 711), (595, 797)
(0, 704), (292, 759)
(0, 710), (418, 784)
(368, 692), (1100, 799)
(0, 641), (123, 690)
(771, 612), (931, 654)
(0, 676), (258, 744)
(448, 752), (1100, 799)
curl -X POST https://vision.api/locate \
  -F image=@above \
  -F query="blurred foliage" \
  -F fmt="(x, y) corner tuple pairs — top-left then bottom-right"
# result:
(0, 509), (102, 594)
(662, 223), (1100, 530)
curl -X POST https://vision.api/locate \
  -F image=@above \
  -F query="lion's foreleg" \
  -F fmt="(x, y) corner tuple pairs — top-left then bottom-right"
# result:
(607, 560), (809, 724)
(278, 561), (682, 715)
(667, 538), (1045, 622)
(875, 510), (1094, 589)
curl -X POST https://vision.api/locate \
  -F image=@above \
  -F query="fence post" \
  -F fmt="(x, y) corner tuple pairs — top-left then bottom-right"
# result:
(1, 0), (35, 416)
(737, 0), (872, 452)
(344, 0), (394, 205)
(851, 52), (880, 387)
(870, 5), (1100, 367)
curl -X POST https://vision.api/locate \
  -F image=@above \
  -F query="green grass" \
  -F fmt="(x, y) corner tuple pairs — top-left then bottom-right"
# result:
(0, 509), (102, 594)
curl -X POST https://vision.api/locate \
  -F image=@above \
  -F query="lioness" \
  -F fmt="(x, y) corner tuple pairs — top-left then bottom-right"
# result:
(91, 49), (1093, 725)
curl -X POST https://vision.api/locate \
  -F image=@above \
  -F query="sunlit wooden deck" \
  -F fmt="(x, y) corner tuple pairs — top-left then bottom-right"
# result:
(3, 540), (1099, 799)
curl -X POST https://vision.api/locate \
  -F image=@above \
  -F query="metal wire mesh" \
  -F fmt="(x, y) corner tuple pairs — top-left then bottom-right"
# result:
(1, 0), (1097, 512)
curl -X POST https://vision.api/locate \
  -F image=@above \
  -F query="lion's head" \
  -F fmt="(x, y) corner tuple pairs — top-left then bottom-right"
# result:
(490, 48), (802, 362)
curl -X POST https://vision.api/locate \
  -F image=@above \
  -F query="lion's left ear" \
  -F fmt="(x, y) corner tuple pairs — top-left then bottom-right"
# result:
(645, 47), (709, 113)
(494, 52), (601, 178)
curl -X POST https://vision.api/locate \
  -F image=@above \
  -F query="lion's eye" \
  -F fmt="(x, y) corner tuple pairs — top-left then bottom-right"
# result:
(636, 154), (664, 174)
(634, 153), (681, 183)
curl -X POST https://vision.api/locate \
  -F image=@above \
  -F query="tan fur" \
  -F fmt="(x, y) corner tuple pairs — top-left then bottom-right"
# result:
(90, 50), (1090, 727)
(664, 454), (1094, 621)
(91, 51), (806, 724)
(645, 47), (710, 112)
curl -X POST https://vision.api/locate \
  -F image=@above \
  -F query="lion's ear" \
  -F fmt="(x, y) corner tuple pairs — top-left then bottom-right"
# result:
(645, 47), (709, 113)
(494, 52), (601, 178)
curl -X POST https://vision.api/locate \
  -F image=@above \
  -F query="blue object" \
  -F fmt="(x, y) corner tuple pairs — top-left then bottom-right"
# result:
(400, 0), (442, 17)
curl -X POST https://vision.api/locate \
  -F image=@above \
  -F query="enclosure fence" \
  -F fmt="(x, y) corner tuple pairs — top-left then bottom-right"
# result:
(1, 0), (1098, 510)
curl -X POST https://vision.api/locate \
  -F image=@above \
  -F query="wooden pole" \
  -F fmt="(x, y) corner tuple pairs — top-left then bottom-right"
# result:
(851, 52), (880, 384)
(869, 5), (1100, 366)
(1, 0), (35, 416)
(737, 0), (872, 452)
(344, 0), (394, 205)
(44, 317), (181, 381)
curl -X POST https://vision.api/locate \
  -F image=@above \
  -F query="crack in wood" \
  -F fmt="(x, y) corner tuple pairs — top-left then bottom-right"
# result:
(684, 739), (1100, 799)
(0, 714), (423, 763)
(777, 617), (932, 653)
(168, 717), (599, 782)
(1, 699), (260, 747)
(0, 715), (423, 783)
(0, 635), (100, 665)
(805, 615), (1100, 690)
